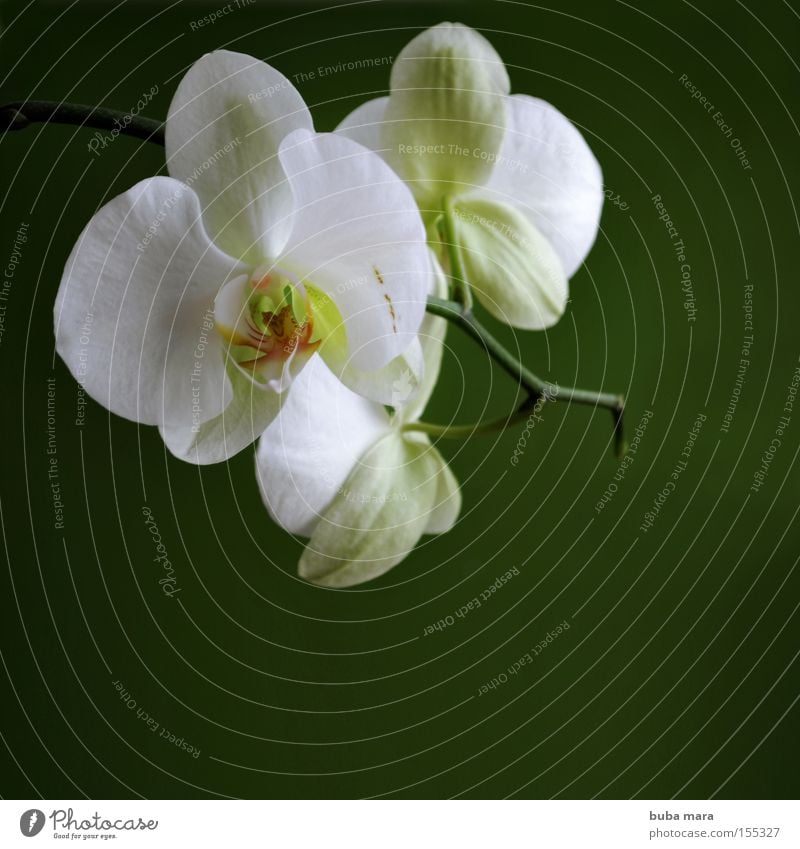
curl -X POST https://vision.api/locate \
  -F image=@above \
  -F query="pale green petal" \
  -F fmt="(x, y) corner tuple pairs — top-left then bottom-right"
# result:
(481, 94), (603, 277)
(451, 196), (567, 330)
(399, 251), (448, 423)
(424, 449), (462, 534)
(382, 22), (509, 207)
(299, 432), (441, 587)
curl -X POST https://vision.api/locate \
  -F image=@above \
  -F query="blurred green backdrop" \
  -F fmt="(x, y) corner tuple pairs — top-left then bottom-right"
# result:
(1, 0), (798, 799)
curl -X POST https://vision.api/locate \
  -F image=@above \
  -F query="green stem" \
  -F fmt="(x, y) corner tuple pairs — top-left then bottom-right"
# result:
(0, 100), (164, 144)
(425, 296), (626, 457)
(402, 395), (541, 439)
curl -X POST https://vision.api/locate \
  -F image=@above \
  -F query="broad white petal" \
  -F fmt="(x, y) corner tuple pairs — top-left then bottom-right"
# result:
(481, 94), (603, 277)
(166, 50), (313, 264)
(452, 196), (567, 329)
(320, 250), (447, 409)
(255, 355), (390, 537)
(327, 336), (424, 407)
(335, 96), (389, 154)
(277, 128), (429, 371)
(382, 22), (509, 205)
(160, 359), (283, 464)
(299, 432), (442, 587)
(55, 177), (243, 428)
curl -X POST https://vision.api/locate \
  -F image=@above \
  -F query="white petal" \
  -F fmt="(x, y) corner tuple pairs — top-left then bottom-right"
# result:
(322, 250), (447, 409)
(298, 432), (442, 587)
(381, 22), (509, 205)
(480, 94), (603, 277)
(327, 336), (424, 407)
(166, 50), (313, 264)
(160, 359), (283, 464)
(277, 128), (429, 371)
(54, 177), (243, 428)
(399, 250), (448, 422)
(335, 96), (389, 154)
(255, 355), (390, 537)
(452, 196), (568, 330)
(212, 272), (251, 343)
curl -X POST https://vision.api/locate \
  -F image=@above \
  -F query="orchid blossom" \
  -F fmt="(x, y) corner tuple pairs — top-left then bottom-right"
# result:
(337, 22), (603, 330)
(54, 50), (430, 464)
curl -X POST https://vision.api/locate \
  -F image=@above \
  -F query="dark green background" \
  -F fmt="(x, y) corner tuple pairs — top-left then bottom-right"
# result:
(1, 0), (798, 799)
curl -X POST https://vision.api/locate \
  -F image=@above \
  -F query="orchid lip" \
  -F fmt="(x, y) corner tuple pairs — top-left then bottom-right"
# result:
(214, 265), (319, 367)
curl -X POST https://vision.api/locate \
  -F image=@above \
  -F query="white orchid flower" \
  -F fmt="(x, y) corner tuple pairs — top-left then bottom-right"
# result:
(55, 50), (430, 464)
(255, 259), (460, 587)
(337, 22), (603, 330)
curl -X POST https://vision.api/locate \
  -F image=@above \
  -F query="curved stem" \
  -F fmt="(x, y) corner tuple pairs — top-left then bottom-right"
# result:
(426, 297), (547, 393)
(0, 100), (164, 144)
(403, 396), (540, 440)
(425, 296), (626, 457)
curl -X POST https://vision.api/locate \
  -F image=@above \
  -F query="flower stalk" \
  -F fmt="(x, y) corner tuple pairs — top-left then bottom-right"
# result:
(423, 296), (626, 457)
(5, 98), (625, 456)
(0, 100), (164, 143)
